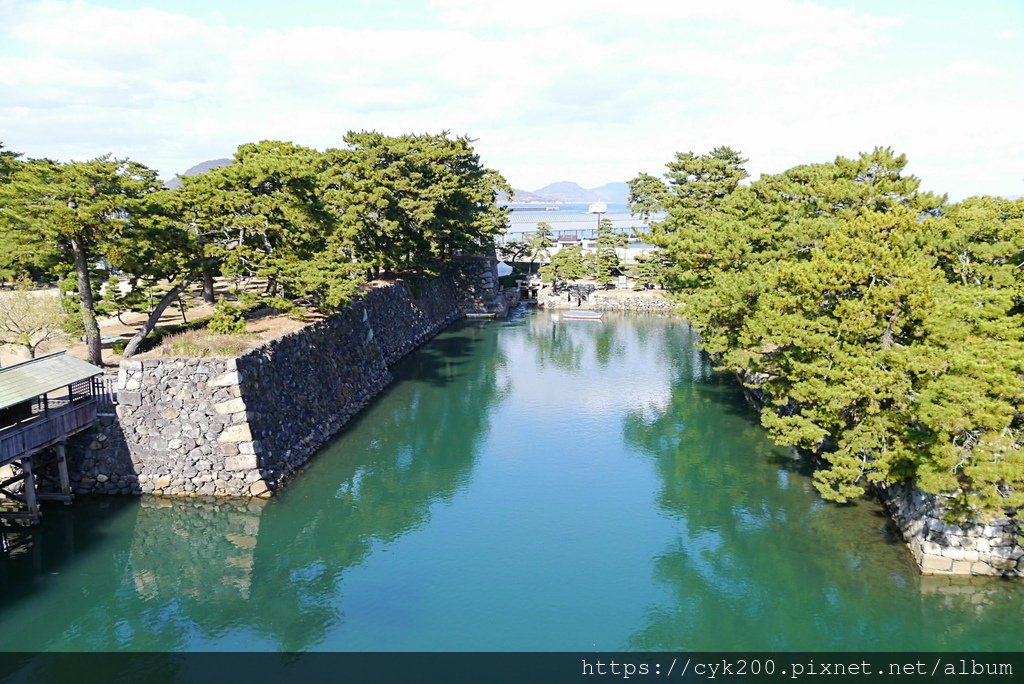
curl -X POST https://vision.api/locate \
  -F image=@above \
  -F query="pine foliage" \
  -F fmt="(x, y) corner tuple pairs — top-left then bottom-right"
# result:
(632, 146), (1024, 516)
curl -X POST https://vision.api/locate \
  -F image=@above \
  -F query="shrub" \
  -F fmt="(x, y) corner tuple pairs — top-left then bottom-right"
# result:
(208, 298), (247, 335)
(498, 274), (524, 289)
(262, 296), (295, 314)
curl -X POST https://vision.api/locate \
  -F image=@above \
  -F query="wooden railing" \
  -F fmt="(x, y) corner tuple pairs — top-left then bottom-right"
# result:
(96, 373), (118, 413)
(0, 400), (97, 466)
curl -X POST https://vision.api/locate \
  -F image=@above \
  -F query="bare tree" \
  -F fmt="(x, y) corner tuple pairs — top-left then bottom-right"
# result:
(0, 285), (71, 360)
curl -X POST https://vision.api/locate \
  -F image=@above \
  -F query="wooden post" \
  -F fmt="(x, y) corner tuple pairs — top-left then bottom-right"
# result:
(21, 455), (40, 524)
(56, 442), (72, 503)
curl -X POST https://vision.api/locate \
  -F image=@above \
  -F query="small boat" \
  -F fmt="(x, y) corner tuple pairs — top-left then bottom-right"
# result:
(465, 312), (496, 319)
(562, 310), (603, 320)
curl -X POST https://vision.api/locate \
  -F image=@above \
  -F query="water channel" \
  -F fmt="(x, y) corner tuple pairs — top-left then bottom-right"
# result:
(1, 309), (1023, 651)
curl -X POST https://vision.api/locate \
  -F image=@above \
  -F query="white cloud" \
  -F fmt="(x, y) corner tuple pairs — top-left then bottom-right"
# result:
(0, 0), (1019, 200)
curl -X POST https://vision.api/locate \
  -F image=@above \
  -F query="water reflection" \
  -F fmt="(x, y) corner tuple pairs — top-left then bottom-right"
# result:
(4, 312), (1024, 654)
(622, 326), (1024, 651)
(0, 322), (508, 652)
(247, 323), (507, 650)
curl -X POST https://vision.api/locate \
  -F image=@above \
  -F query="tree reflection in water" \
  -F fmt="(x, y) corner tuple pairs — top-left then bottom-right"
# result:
(0, 321), (508, 652)
(623, 324), (1024, 651)
(4, 313), (1024, 656)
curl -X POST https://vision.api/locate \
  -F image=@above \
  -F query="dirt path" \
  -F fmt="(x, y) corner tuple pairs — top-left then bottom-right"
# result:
(0, 278), (312, 368)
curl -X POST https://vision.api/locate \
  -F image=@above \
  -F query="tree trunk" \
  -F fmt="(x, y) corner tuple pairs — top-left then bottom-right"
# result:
(121, 276), (195, 358)
(70, 236), (102, 366)
(202, 263), (216, 304)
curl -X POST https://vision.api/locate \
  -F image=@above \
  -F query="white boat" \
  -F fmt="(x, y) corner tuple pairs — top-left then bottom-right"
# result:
(588, 200), (607, 214)
(465, 312), (496, 319)
(562, 310), (603, 320)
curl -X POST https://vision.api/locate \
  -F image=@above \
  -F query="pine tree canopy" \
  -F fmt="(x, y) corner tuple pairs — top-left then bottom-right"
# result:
(631, 146), (1024, 517)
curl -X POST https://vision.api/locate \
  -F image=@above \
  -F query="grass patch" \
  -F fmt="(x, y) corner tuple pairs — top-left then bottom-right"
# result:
(159, 329), (258, 358)
(112, 301), (267, 356)
(112, 315), (212, 355)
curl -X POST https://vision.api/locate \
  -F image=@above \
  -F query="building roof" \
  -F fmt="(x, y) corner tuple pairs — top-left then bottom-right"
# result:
(505, 211), (666, 235)
(0, 351), (103, 412)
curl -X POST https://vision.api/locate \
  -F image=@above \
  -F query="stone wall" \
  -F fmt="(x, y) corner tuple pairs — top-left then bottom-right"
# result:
(114, 357), (258, 496)
(450, 256), (498, 307)
(66, 413), (136, 495)
(591, 292), (674, 311)
(450, 256), (518, 314)
(83, 272), (465, 498)
(878, 483), (1024, 577)
(235, 276), (462, 493)
(540, 286), (673, 311)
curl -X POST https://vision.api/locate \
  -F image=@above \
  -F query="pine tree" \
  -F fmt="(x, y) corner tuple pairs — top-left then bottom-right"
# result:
(634, 145), (1024, 514)
(1, 155), (164, 365)
(541, 245), (591, 290)
(525, 222), (555, 274)
(594, 218), (628, 287)
(322, 131), (510, 277)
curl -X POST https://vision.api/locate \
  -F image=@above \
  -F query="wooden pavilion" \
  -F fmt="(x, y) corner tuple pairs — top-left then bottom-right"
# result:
(0, 351), (104, 524)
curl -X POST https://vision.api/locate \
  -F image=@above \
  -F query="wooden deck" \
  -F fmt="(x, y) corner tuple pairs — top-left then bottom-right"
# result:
(0, 400), (97, 468)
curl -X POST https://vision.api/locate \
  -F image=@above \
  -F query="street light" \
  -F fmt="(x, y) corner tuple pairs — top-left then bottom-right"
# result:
(588, 199), (607, 239)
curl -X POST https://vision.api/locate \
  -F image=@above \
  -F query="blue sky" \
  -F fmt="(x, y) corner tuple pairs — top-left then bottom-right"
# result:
(0, 0), (1021, 199)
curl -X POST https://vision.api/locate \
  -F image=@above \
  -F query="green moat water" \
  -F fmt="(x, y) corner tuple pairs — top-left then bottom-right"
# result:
(2, 310), (1023, 651)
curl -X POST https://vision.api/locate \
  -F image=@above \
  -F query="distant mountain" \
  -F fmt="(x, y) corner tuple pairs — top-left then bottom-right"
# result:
(588, 182), (629, 204)
(514, 188), (557, 202)
(497, 187), (557, 203)
(164, 158), (232, 189)
(532, 181), (598, 203)
(529, 181), (630, 204)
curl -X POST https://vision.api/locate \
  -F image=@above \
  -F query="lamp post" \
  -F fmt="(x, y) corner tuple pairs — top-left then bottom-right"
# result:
(587, 199), (607, 239)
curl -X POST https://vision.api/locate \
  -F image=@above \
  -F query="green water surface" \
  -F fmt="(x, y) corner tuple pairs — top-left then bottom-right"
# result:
(1, 310), (1022, 651)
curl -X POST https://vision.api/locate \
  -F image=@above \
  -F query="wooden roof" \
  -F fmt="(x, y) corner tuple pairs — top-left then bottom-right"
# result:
(0, 352), (103, 411)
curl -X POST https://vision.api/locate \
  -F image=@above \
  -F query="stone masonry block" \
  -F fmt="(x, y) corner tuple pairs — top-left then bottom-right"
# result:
(218, 424), (253, 443)
(921, 555), (953, 572)
(950, 560), (973, 574)
(210, 371), (243, 388)
(119, 391), (142, 406)
(215, 398), (247, 415)
(225, 454), (258, 471)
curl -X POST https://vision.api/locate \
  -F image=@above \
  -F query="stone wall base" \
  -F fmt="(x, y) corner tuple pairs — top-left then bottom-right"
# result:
(877, 483), (1024, 577)
(67, 413), (136, 495)
(539, 288), (673, 311)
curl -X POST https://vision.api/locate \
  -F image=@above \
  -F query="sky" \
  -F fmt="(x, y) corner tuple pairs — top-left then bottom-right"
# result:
(0, 0), (1021, 200)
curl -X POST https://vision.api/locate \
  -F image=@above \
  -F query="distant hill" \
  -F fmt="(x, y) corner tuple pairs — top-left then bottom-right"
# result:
(497, 188), (557, 203)
(164, 158), (232, 189)
(532, 181), (598, 203)
(588, 182), (629, 204)
(529, 181), (630, 204)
